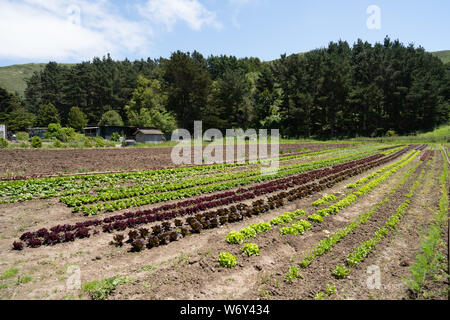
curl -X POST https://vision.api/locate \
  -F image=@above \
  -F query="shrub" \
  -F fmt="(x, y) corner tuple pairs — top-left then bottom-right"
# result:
(95, 137), (105, 148)
(386, 129), (397, 137)
(0, 137), (7, 149)
(218, 252), (237, 268)
(46, 123), (62, 139)
(47, 124), (76, 142)
(98, 110), (124, 126)
(16, 132), (29, 141)
(111, 132), (121, 142)
(67, 106), (88, 132)
(31, 136), (42, 148)
(53, 139), (63, 148)
(83, 137), (94, 148)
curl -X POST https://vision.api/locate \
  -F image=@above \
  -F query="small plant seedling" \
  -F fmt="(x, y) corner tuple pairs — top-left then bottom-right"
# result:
(332, 265), (351, 279)
(218, 252), (237, 268)
(242, 243), (260, 257)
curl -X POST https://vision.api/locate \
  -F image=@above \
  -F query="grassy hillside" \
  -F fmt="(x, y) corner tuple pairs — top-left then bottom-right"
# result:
(349, 124), (449, 144)
(431, 50), (450, 64)
(417, 124), (450, 139)
(0, 63), (46, 97)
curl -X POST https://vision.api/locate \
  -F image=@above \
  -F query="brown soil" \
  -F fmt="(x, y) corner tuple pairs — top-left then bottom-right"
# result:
(0, 143), (349, 177)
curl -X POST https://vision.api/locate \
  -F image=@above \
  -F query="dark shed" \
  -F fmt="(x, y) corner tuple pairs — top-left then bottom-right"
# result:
(84, 126), (135, 140)
(135, 129), (164, 144)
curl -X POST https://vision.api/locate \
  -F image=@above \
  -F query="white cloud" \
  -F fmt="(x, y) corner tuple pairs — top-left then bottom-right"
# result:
(229, 0), (256, 28)
(0, 0), (152, 61)
(139, 0), (222, 31)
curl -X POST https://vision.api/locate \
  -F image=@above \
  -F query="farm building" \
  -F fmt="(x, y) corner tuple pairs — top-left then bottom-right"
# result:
(84, 126), (165, 143)
(84, 126), (135, 140)
(135, 129), (164, 144)
(28, 127), (48, 138)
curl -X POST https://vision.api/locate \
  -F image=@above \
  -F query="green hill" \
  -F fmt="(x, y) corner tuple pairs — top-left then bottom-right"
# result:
(0, 63), (47, 97)
(431, 50), (450, 64)
(0, 63), (74, 98)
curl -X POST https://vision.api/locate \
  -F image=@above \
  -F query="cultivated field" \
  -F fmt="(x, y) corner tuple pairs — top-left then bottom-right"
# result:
(0, 142), (448, 300)
(0, 142), (344, 177)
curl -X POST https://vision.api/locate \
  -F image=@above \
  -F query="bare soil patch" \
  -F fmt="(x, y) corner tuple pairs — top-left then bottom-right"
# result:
(0, 143), (349, 177)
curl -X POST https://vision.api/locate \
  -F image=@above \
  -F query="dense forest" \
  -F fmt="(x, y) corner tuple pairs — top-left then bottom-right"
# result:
(0, 37), (449, 138)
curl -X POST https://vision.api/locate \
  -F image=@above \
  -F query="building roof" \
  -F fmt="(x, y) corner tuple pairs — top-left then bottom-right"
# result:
(135, 129), (164, 135)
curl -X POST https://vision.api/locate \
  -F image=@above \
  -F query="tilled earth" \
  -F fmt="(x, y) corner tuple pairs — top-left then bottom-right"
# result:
(0, 143), (349, 177)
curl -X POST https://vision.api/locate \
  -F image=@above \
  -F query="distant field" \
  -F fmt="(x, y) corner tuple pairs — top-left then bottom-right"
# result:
(431, 50), (450, 64)
(417, 124), (450, 138)
(348, 124), (450, 144)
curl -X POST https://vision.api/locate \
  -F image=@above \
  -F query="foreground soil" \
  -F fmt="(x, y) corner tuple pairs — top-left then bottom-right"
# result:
(0, 143), (350, 177)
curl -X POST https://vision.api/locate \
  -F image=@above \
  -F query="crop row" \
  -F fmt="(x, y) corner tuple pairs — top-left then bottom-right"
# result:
(404, 149), (447, 297)
(299, 158), (423, 268)
(415, 144), (428, 151)
(0, 145), (388, 204)
(75, 148), (387, 214)
(93, 147), (413, 252)
(315, 151), (419, 218)
(345, 151), (415, 190)
(279, 151), (418, 236)
(226, 153), (409, 248)
(2, 145), (357, 192)
(220, 149), (417, 267)
(59, 148), (359, 208)
(224, 151), (415, 246)
(420, 150), (434, 162)
(312, 194), (337, 207)
(0, 160), (243, 203)
(225, 209), (306, 244)
(12, 148), (408, 250)
(116, 149), (412, 252)
(344, 167), (426, 268)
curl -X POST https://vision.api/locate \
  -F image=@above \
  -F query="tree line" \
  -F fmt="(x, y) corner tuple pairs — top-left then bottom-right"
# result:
(0, 37), (448, 138)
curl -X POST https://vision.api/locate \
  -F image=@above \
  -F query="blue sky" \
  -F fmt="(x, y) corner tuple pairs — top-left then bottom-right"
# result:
(0, 0), (448, 67)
